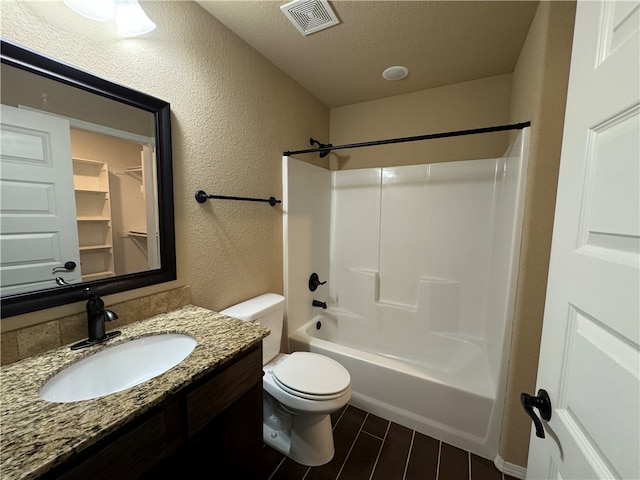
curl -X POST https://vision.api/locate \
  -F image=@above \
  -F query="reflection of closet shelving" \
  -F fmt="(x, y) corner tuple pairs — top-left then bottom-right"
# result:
(73, 157), (115, 281)
(124, 230), (148, 252)
(125, 230), (148, 238)
(124, 165), (143, 181)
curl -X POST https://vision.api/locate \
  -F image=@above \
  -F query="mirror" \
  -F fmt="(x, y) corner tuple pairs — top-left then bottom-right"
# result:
(0, 39), (176, 317)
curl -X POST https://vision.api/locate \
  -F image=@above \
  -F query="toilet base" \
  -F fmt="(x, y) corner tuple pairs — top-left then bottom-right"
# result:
(264, 423), (291, 458)
(263, 413), (334, 467)
(261, 352), (351, 467)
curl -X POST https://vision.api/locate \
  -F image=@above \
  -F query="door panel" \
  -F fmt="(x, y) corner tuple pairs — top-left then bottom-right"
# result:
(526, 1), (639, 479)
(0, 105), (82, 294)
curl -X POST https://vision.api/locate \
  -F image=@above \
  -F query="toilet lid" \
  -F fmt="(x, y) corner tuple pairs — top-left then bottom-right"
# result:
(272, 352), (350, 398)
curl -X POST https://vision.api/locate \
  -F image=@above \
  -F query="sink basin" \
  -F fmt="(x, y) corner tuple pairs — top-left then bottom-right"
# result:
(39, 333), (197, 403)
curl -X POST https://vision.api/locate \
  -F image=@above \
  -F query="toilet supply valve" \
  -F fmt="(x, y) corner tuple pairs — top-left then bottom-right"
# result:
(312, 300), (327, 309)
(308, 273), (327, 291)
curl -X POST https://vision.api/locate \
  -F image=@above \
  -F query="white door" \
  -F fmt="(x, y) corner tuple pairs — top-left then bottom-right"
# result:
(0, 105), (82, 294)
(525, 1), (639, 479)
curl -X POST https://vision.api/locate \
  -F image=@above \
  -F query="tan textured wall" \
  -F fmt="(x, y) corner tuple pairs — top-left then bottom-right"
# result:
(329, 73), (512, 170)
(500, 1), (577, 468)
(0, 1), (329, 332)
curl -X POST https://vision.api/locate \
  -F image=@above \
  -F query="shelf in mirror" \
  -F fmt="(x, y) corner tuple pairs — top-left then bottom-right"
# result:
(73, 157), (114, 282)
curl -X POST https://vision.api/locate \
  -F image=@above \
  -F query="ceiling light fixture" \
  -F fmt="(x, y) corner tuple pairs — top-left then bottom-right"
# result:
(62, 0), (115, 21)
(114, 0), (156, 37)
(62, 0), (156, 37)
(382, 65), (409, 81)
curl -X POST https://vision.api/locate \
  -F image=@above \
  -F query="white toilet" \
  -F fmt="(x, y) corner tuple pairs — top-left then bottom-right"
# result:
(220, 293), (351, 466)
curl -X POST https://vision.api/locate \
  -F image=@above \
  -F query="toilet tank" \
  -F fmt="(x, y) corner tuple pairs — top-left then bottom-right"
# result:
(219, 293), (285, 364)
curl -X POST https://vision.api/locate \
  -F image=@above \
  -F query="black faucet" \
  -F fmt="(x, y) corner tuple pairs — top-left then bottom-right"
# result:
(70, 289), (121, 350)
(312, 300), (327, 309)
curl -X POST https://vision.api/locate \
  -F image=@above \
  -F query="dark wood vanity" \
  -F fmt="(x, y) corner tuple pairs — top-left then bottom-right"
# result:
(40, 345), (263, 480)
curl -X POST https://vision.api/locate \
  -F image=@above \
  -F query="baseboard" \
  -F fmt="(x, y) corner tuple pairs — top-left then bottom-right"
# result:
(494, 454), (527, 479)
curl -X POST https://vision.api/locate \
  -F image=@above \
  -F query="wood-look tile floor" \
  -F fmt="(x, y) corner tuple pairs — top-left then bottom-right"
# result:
(260, 405), (519, 480)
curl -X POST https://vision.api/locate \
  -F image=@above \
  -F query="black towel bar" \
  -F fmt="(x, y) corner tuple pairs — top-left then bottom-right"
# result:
(195, 190), (281, 206)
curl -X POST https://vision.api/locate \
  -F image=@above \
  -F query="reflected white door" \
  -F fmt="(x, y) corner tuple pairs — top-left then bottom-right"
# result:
(0, 105), (82, 294)
(142, 144), (160, 269)
(525, 1), (639, 479)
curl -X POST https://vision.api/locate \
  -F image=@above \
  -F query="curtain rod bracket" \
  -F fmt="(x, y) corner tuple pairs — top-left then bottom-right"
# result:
(310, 137), (332, 158)
(195, 190), (281, 206)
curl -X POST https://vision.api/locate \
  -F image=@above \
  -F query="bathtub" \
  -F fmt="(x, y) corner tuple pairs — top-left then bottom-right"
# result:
(289, 312), (502, 460)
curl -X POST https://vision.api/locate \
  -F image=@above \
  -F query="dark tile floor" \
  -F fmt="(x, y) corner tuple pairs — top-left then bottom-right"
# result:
(261, 405), (519, 480)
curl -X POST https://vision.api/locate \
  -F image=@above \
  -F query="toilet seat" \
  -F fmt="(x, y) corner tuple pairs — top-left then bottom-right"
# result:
(272, 352), (350, 401)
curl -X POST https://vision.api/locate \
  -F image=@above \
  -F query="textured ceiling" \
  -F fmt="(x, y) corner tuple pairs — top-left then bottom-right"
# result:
(197, 1), (539, 108)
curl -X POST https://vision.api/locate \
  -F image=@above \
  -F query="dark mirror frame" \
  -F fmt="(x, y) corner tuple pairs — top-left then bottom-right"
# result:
(1, 39), (176, 318)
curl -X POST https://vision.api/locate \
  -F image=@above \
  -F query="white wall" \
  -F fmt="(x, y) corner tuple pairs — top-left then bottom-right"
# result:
(282, 157), (332, 346)
(485, 130), (529, 381)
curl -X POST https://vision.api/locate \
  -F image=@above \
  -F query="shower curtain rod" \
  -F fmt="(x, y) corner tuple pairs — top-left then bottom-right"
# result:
(283, 121), (531, 157)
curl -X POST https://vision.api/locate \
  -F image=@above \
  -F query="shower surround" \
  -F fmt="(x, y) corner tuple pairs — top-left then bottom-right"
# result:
(283, 130), (529, 460)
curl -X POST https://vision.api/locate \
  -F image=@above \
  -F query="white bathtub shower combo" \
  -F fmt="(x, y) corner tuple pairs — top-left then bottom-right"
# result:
(283, 129), (529, 461)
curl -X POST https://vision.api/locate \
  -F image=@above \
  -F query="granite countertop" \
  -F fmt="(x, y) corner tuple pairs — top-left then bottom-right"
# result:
(0, 304), (269, 480)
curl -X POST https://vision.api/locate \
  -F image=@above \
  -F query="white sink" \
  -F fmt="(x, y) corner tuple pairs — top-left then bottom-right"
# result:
(39, 333), (197, 403)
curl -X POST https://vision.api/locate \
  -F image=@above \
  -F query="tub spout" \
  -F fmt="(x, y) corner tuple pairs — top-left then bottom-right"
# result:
(312, 300), (327, 309)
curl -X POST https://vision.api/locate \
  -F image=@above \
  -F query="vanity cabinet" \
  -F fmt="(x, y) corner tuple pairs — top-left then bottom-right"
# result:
(40, 344), (263, 480)
(72, 157), (115, 281)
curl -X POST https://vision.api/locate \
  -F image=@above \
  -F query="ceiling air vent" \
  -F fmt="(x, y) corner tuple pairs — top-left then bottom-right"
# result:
(280, 0), (340, 36)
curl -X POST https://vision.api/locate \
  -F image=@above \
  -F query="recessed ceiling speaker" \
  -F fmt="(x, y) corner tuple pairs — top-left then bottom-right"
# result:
(280, 0), (340, 36)
(382, 66), (410, 81)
